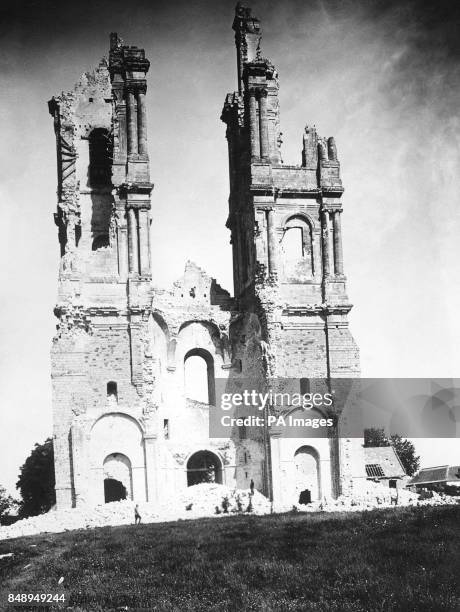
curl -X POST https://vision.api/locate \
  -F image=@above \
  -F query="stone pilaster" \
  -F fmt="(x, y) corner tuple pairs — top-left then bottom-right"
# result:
(118, 225), (128, 279)
(248, 89), (259, 158)
(143, 434), (158, 503)
(332, 210), (344, 276)
(321, 210), (331, 278)
(258, 89), (269, 160)
(127, 207), (139, 274)
(266, 208), (278, 276)
(126, 90), (138, 155)
(138, 208), (150, 276)
(137, 90), (148, 156)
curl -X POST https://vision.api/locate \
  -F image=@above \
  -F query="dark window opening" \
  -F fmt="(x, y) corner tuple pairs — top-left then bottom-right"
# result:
(88, 128), (112, 186)
(164, 419), (169, 440)
(58, 224), (67, 257)
(75, 224), (81, 247)
(389, 479), (397, 489)
(187, 451), (222, 486)
(104, 478), (127, 503)
(299, 489), (312, 505)
(107, 381), (118, 401)
(300, 378), (310, 394)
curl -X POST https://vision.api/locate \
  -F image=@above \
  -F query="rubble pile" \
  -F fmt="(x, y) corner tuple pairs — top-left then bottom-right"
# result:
(0, 484), (457, 541)
(287, 483), (458, 513)
(167, 483), (271, 517)
(0, 484), (270, 541)
(0, 500), (159, 541)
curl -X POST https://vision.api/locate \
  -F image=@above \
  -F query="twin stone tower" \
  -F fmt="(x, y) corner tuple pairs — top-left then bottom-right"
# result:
(48, 5), (363, 510)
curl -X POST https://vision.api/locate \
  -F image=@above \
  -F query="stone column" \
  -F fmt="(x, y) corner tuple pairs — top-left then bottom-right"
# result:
(137, 90), (148, 156)
(248, 89), (260, 159)
(321, 210), (330, 277)
(332, 211), (344, 275)
(270, 433), (282, 510)
(127, 207), (139, 274)
(118, 226), (128, 279)
(126, 90), (138, 155)
(258, 89), (269, 160)
(267, 208), (278, 275)
(138, 208), (150, 276)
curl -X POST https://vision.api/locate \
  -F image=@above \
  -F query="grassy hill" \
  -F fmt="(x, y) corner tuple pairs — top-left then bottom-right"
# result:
(0, 505), (459, 611)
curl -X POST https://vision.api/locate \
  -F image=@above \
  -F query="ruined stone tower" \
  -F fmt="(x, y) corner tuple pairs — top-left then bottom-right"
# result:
(221, 4), (364, 500)
(49, 36), (156, 509)
(48, 6), (365, 511)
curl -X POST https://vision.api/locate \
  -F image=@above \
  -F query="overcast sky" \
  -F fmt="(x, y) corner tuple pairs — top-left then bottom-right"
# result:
(0, 0), (459, 496)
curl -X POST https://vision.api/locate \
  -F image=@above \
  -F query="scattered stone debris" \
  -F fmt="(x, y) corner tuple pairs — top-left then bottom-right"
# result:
(0, 483), (457, 541)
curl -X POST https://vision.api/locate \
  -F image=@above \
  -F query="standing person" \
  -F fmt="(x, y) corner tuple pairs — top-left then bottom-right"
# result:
(134, 504), (142, 524)
(390, 487), (399, 506)
(250, 479), (255, 496)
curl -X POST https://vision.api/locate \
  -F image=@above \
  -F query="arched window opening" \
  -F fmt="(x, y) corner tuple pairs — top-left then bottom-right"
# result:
(88, 128), (112, 186)
(283, 226), (304, 260)
(294, 446), (320, 504)
(186, 451), (222, 486)
(281, 216), (314, 280)
(184, 349), (215, 405)
(107, 381), (118, 402)
(103, 453), (132, 502)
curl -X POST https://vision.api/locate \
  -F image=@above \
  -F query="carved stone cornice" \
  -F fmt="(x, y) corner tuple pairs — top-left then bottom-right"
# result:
(118, 182), (154, 197)
(125, 81), (147, 94)
(282, 303), (353, 316)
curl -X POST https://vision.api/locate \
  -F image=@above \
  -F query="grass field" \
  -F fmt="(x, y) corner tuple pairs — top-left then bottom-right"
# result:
(0, 504), (459, 611)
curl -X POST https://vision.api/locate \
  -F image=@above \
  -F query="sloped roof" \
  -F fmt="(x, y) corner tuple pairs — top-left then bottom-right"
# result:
(410, 465), (460, 486)
(364, 446), (406, 478)
(447, 466), (460, 483)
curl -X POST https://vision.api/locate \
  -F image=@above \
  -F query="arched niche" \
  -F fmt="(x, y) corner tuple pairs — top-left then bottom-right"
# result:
(103, 452), (132, 502)
(294, 445), (321, 503)
(280, 214), (314, 281)
(89, 413), (146, 503)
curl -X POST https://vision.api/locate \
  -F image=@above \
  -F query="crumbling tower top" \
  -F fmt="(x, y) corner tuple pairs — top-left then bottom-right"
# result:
(233, 3), (262, 94)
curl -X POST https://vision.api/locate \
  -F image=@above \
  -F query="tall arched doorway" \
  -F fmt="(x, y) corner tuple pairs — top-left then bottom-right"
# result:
(294, 446), (320, 504)
(186, 450), (222, 486)
(103, 453), (133, 503)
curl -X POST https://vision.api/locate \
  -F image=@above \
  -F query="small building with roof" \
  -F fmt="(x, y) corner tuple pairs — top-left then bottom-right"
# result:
(409, 465), (460, 495)
(364, 446), (408, 490)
